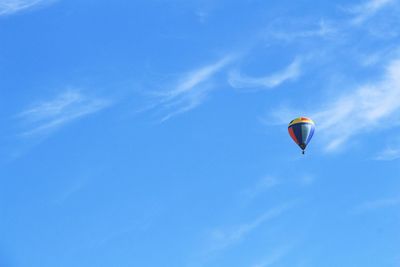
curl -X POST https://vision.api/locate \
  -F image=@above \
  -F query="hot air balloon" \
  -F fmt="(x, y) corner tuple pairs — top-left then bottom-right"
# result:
(288, 117), (315, 154)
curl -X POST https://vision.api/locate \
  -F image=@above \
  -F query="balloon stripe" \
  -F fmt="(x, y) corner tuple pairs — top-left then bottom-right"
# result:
(291, 124), (303, 146)
(301, 124), (312, 145)
(288, 117), (315, 127)
(288, 127), (299, 144)
(305, 125), (315, 145)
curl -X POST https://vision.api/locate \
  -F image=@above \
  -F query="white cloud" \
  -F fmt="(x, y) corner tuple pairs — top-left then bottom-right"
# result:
(349, 0), (395, 25)
(374, 147), (400, 160)
(195, 10), (208, 24)
(54, 178), (87, 205)
(18, 90), (112, 136)
(242, 176), (280, 200)
(264, 20), (337, 42)
(228, 58), (301, 90)
(0, 0), (57, 16)
(149, 56), (233, 121)
(311, 59), (400, 151)
(251, 246), (292, 267)
(353, 196), (400, 213)
(299, 174), (315, 186)
(358, 50), (387, 67)
(208, 203), (292, 251)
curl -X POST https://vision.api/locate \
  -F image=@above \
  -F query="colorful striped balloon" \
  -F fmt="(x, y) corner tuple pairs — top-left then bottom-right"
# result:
(288, 117), (315, 154)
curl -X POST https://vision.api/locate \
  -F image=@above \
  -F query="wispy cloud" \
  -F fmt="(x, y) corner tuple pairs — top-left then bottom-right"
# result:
(353, 196), (400, 213)
(374, 146), (400, 160)
(207, 203), (292, 252)
(148, 56), (233, 121)
(312, 59), (400, 151)
(251, 246), (292, 267)
(298, 174), (315, 186)
(195, 10), (208, 24)
(358, 49), (389, 67)
(0, 0), (57, 16)
(228, 58), (301, 90)
(241, 176), (280, 200)
(349, 0), (395, 25)
(53, 178), (89, 205)
(264, 20), (337, 42)
(18, 90), (112, 136)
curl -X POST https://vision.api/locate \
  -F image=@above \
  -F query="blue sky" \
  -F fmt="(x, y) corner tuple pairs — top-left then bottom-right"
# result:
(1, 0), (400, 266)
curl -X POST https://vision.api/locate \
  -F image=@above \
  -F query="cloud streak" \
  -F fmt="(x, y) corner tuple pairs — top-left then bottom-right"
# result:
(228, 58), (301, 91)
(349, 0), (395, 25)
(264, 20), (337, 42)
(18, 90), (112, 136)
(374, 147), (400, 161)
(207, 203), (292, 252)
(353, 196), (400, 213)
(312, 59), (400, 151)
(251, 246), (292, 267)
(0, 0), (57, 16)
(148, 56), (233, 121)
(241, 176), (280, 200)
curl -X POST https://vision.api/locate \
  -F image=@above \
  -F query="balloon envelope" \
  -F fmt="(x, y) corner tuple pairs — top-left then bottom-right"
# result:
(288, 117), (315, 153)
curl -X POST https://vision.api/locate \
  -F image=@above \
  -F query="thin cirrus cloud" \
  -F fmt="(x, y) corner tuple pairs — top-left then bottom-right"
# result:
(374, 146), (400, 161)
(353, 196), (400, 214)
(241, 174), (314, 202)
(263, 19), (337, 42)
(228, 58), (301, 91)
(207, 203), (292, 252)
(241, 176), (280, 200)
(311, 59), (400, 151)
(0, 0), (57, 16)
(149, 56), (234, 122)
(17, 90), (112, 137)
(348, 0), (396, 25)
(251, 246), (292, 267)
